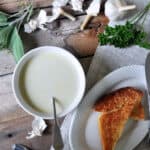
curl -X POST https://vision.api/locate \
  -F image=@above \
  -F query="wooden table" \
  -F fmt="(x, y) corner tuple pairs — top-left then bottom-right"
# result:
(0, 8), (93, 150)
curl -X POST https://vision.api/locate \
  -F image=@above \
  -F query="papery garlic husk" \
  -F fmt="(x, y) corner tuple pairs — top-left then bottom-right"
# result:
(105, 0), (127, 21)
(86, 0), (102, 16)
(24, 10), (49, 33)
(47, 7), (61, 23)
(26, 117), (47, 139)
(24, 19), (38, 33)
(70, 0), (84, 12)
(24, 23), (33, 33)
(37, 10), (48, 25)
(52, 0), (69, 7)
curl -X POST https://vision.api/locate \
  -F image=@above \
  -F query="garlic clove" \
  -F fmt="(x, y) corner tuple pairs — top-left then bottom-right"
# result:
(105, 0), (126, 21)
(24, 19), (38, 33)
(70, 0), (84, 12)
(26, 117), (47, 139)
(47, 8), (61, 23)
(37, 10), (48, 25)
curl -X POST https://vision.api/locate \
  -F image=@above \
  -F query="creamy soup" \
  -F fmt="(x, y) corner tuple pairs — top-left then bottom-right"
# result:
(19, 51), (80, 115)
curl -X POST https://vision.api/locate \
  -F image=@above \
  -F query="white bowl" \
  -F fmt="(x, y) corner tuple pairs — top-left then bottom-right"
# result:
(12, 46), (86, 119)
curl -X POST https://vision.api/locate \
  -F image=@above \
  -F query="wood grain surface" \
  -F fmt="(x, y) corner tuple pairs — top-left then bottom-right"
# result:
(0, 0), (53, 12)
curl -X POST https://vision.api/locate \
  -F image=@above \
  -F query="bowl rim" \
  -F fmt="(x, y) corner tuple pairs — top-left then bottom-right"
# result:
(12, 46), (86, 119)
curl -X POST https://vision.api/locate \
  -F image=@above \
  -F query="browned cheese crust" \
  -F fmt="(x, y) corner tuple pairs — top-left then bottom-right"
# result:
(95, 87), (144, 150)
(94, 87), (144, 120)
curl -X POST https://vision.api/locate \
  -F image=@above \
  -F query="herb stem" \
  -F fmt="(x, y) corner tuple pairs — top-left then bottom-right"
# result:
(9, 11), (28, 26)
(9, 4), (32, 28)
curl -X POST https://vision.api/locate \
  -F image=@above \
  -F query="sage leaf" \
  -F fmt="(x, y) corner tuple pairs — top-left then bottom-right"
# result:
(0, 25), (13, 49)
(9, 27), (24, 62)
(0, 11), (8, 23)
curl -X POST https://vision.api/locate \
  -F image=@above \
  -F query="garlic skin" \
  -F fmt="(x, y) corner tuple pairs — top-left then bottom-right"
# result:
(24, 19), (37, 33)
(70, 0), (84, 12)
(105, 0), (127, 21)
(24, 10), (49, 33)
(52, 0), (69, 7)
(86, 0), (102, 16)
(47, 7), (62, 23)
(26, 117), (47, 139)
(37, 10), (48, 25)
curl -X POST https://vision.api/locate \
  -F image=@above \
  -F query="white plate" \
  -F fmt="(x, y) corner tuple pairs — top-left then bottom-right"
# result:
(69, 65), (149, 150)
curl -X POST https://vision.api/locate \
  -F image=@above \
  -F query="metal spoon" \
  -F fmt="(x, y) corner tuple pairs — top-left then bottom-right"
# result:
(52, 97), (64, 150)
(12, 144), (31, 150)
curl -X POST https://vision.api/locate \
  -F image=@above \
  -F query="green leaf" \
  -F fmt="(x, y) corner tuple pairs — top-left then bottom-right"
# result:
(9, 27), (24, 62)
(0, 25), (14, 49)
(0, 11), (8, 23)
(138, 41), (150, 49)
(26, 5), (33, 22)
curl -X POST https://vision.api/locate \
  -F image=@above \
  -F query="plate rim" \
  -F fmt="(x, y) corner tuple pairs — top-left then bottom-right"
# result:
(69, 65), (148, 150)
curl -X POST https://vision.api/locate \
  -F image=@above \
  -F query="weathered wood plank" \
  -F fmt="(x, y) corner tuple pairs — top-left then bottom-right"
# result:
(0, 51), (16, 76)
(0, 74), (28, 123)
(0, 116), (53, 150)
(0, 0), (53, 12)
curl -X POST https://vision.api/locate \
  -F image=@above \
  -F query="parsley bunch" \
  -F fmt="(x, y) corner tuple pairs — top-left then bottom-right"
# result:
(98, 3), (150, 49)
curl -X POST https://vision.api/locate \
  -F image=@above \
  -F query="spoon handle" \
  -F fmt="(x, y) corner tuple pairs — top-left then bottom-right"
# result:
(53, 97), (57, 124)
(52, 97), (64, 150)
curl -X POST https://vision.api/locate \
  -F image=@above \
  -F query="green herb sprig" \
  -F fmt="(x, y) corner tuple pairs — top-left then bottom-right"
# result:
(98, 3), (150, 49)
(0, 3), (33, 62)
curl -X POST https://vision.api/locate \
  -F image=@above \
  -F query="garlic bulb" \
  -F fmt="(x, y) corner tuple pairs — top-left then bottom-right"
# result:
(70, 0), (84, 12)
(105, 0), (127, 21)
(105, 0), (136, 21)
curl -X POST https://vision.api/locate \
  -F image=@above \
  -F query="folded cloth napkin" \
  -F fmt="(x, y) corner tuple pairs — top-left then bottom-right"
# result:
(60, 45), (150, 150)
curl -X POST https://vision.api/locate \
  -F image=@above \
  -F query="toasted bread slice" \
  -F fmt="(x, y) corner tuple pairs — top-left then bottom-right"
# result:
(94, 87), (144, 120)
(97, 87), (144, 150)
(130, 102), (145, 120)
(99, 110), (130, 150)
(99, 100), (139, 150)
(94, 87), (143, 112)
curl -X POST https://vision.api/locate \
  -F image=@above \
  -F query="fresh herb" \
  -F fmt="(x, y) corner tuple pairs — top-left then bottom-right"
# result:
(9, 27), (24, 62)
(0, 3), (33, 62)
(98, 3), (150, 49)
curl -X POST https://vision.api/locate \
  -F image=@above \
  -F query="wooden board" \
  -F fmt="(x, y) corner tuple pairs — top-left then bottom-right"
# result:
(0, 115), (52, 150)
(0, 51), (15, 76)
(0, 0), (53, 12)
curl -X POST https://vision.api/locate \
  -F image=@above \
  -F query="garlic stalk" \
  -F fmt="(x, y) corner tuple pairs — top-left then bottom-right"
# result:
(80, 0), (102, 30)
(48, 0), (76, 23)
(105, 0), (136, 21)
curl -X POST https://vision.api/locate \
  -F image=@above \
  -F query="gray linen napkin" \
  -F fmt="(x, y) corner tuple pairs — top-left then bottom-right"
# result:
(61, 45), (150, 150)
